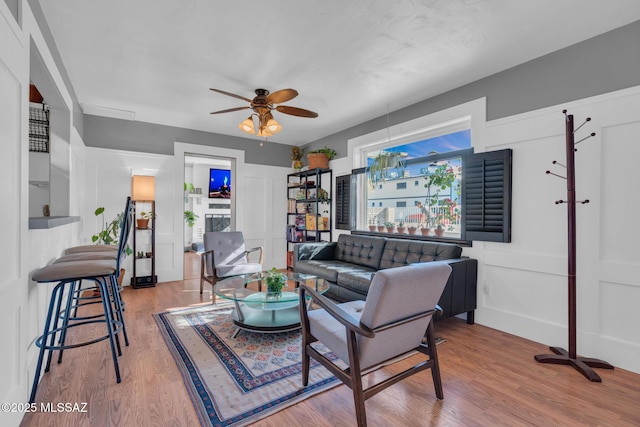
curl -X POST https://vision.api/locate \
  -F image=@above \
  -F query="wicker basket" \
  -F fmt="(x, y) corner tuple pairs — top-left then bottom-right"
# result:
(307, 153), (329, 170)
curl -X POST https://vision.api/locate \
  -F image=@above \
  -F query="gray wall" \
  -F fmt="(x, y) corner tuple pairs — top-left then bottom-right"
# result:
(83, 114), (292, 166)
(306, 20), (640, 158)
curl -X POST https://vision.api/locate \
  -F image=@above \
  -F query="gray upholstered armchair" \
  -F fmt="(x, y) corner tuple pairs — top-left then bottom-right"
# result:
(200, 232), (263, 301)
(299, 262), (452, 427)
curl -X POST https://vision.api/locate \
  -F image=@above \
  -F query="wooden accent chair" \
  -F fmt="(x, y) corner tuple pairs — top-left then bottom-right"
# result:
(299, 262), (452, 427)
(200, 232), (263, 301)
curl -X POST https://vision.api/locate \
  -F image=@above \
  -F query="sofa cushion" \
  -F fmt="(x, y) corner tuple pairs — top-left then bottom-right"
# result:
(295, 260), (366, 283)
(335, 234), (386, 269)
(336, 268), (377, 296)
(379, 239), (462, 269)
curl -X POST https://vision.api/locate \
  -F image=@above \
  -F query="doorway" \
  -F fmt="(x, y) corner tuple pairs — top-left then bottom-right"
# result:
(183, 154), (234, 277)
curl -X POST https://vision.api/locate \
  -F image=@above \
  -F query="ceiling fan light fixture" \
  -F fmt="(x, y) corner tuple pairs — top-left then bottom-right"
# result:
(257, 127), (273, 137)
(265, 118), (282, 134)
(238, 116), (255, 134)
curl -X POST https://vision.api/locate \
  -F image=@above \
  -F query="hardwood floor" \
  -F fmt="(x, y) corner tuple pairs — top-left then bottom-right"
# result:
(21, 252), (640, 426)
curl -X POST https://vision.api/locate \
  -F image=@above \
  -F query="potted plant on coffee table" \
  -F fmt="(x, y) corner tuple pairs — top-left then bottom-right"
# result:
(265, 267), (288, 298)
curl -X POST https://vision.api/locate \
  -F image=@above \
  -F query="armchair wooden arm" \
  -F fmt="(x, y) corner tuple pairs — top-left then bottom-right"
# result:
(245, 246), (263, 265)
(299, 284), (374, 338)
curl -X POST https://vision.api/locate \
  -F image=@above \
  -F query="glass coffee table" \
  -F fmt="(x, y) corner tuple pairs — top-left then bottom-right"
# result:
(213, 271), (329, 336)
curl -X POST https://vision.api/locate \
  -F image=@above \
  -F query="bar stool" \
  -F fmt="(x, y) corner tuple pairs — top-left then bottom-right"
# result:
(52, 197), (134, 346)
(30, 260), (123, 403)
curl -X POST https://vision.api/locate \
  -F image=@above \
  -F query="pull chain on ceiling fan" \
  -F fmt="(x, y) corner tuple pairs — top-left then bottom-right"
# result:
(210, 88), (318, 138)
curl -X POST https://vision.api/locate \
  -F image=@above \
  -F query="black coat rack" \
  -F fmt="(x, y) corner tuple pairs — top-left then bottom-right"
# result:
(534, 110), (613, 382)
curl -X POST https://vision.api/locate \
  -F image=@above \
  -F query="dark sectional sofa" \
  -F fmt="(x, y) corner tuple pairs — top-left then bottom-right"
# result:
(293, 233), (477, 323)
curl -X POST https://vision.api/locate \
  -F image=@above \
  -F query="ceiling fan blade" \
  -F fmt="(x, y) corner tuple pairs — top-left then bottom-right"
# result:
(267, 88), (298, 104)
(210, 106), (250, 114)
(209, 88), (252, 103)
(275, 105), (318, 118)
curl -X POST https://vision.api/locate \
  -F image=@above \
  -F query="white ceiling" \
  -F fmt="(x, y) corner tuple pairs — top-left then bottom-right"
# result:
(39, 0), (640, 145)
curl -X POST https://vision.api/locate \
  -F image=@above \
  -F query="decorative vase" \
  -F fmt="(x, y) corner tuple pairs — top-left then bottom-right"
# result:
(266, 290), (282, 300)
(307, 153), (329, 170)
(421, 228), (430, 236)
(292, 160), (304, 170)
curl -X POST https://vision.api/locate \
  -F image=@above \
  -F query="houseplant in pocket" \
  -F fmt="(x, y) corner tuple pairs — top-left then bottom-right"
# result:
(137, 211), (156, 229)
(265, 267), (288, 298)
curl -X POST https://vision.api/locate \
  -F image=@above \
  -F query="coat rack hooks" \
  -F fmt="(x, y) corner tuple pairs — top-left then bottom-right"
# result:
(535, 110), (613, 382)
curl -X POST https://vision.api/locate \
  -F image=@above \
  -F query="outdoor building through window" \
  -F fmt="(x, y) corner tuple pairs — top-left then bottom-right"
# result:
(355, 130), (471, 240)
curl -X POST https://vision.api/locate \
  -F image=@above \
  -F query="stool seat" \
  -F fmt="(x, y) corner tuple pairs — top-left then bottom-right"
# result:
(54, 252), (119, 263)
(32, 259), (116, 282)
(63, 245), (118, 255)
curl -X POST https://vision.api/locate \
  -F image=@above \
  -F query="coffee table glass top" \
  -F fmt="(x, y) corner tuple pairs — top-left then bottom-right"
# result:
(214, 271), (329, 307)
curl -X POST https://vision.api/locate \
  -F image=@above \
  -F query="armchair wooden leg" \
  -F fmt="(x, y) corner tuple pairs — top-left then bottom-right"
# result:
(425, 319), (444, 399)
(301, 345), (310, 386)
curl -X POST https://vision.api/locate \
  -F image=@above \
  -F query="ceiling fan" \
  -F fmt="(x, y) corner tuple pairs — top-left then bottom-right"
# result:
(209, 88), (318, 137)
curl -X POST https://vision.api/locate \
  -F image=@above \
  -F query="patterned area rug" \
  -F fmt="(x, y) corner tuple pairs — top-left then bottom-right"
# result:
(154, 303), (341, 427)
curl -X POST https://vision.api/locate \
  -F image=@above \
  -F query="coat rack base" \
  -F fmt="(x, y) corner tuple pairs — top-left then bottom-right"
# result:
(535, 346), (614, 382)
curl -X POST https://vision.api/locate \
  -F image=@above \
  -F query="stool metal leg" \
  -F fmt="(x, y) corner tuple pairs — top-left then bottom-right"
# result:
(55, 280), (79, 365)
(30, 281), (64, 403)
(109, 275), (129, 346)
(45, 281), (69, 372)
(97, 277), (122, 383)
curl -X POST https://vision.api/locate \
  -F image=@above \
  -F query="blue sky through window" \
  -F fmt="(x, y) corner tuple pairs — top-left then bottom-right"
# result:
(368, 129), (470, 164)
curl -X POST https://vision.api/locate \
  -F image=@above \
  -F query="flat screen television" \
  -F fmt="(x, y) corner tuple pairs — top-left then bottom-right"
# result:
(209, 168), (231, 198)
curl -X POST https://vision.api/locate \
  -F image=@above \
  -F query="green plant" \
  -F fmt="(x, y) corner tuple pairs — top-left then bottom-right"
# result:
(309, 146), (337, 160)
(184, 182), (196, 203)
(140, 211), (157, 220)
(316, 188), (329, 202)
(291, 146), (303, 161)
(184, 210), (199, 227)
(423, 163), (457, 228)
(383, 221), (395, 227)
(91, 207), (132, 256)
(367, 150), (405, 188)
(265, 267), (287, 293)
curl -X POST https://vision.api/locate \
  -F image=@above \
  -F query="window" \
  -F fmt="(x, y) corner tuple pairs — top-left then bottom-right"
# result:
(346, 128), (511, 243)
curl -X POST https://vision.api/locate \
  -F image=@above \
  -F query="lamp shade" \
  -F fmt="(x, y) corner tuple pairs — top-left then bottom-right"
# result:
(238, 117), (255, 134)
(132, 175), (155, 201)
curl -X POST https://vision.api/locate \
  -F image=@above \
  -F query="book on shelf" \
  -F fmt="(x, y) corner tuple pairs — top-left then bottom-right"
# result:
(305, 214), (317, 231)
